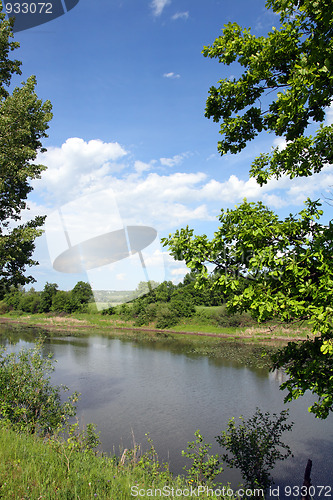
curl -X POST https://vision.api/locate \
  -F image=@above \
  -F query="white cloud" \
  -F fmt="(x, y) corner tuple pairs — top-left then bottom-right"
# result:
(160, 153), (188, 167)
(134, 160), (155, 174)
(272, 136), (288, 150)
(33, 137), (333, 237)
(172, 11), (189, 20)
(34, 137), (127, 204)
(163, 72), (180, 79)
(171, 267), (188, 276)
(151, 0), (170, 17)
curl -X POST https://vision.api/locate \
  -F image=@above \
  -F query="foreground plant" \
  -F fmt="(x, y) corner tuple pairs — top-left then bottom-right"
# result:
(216, 408), (293, 491)
(182, 430), (223, 486)
(0, 340), (79, 434)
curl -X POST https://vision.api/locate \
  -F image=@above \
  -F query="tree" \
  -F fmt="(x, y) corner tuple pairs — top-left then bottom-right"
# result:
(163, 199), (333, 417)
(71, 281), (93, 309)
(202, 0), (333, 185)
(0, 5), (52, 296)
(163, 0), (333, 418)
(39, 282), (58, 313)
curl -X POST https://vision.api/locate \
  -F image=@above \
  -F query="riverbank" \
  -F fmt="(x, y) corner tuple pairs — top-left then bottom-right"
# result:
(0, 312), (312, 370)
(0, 312), (312, 343)
(0, 412), (237, 500)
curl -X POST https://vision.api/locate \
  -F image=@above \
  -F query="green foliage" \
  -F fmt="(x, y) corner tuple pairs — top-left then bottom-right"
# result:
(203, 0), (333, 185)
(39, 282), (58, 313)
(0, 424), (236, 500)
(101, 305), (116, 315)
(163, 198), (333, 417)
(182, 430), (223, 486)
(51, 290), (77, 313)
(3, 286), (24, 310)
(0, 9), (52, 294)
(0, 341), (79, 434)
(18, 289), (41, 313)
(49, 421), (101, 473)
(155, 303), (179, 329)
(216, 408), (293, 491)
(162, 0), (333, 418)
(71, 281), (93, 306)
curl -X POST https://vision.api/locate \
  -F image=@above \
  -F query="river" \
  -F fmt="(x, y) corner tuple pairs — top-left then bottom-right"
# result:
(1, 323), (332, 496)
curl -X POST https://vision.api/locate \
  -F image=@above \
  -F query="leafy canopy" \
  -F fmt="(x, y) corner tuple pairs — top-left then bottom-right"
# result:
(203, 0), (333, 184)
(163, 0), (333, 418)
(0, 4), (52, 295)
(163, 198), (333, 418)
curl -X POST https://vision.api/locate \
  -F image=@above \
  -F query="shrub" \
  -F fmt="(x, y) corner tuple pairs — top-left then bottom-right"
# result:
(0, 341), (79, 434)
(216, 408), (294, 491)
(134, 303), (158, 326)
(19, 292), (41, 313)
(117, 303), (133, 320)
(101, 306), (116, 315)
(3, 287), (24, 310)
(39, 282), (58, 313)
(170, 297), (195, 318)
(0, 300), (9, 314)
(51, 291), (73, 313)
(155, 304), (178, 329)
(182, 430), (223, 486)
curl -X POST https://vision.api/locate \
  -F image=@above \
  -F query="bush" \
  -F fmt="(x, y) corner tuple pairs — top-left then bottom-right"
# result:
(182, 430), (223, 486)
(0, 300), (9, 314)
(51, 291), (73, 313)
(3, 287), (24, 310)
(155, 304), (179, 329)
(0, 341), (79, 434)
(117, 303), (133, 320)
(216, 408), (294, 491)
(101, 306), (116, 315)
(19, 292), (41, 314)
(39, 283), (58, 313)
(170, 297), (195, 318)
(135, 303), (158, 326)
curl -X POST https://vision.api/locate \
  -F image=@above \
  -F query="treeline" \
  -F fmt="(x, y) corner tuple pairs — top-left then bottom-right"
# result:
(0, 274), (256, 330)
(0, 281), (93, 314)
(101, 274), (255, 330)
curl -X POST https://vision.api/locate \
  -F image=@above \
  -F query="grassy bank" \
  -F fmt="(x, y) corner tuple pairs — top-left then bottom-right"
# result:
(0, 304), (312, 342)
(0, 307), (312, 370)
(0, 424), (236, 499)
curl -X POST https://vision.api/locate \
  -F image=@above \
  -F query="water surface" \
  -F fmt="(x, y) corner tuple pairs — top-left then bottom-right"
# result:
(1, 324), (332, 494)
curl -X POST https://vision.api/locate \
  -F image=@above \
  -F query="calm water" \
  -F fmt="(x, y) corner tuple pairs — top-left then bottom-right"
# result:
(1, 324), (332, 495)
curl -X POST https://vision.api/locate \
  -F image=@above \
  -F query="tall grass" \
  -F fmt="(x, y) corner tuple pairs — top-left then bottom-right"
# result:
(0, 424), (236, 499)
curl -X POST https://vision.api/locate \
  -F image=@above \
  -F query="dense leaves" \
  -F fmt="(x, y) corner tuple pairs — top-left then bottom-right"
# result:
(203, 0), (333, 184)
(0, 6), (52, 295)
(163, 0), (333, 418)
(0, 341), (78, 434)
(163, 199), (333, 417)
(216, 408), (293, 490)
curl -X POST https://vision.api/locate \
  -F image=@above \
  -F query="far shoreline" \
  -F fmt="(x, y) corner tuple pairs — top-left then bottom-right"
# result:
(0, 313), (310, 345)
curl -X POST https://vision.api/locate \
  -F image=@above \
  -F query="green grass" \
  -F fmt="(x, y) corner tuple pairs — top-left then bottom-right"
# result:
(0, 305), (312, 344)
(0, 425), (236, 499)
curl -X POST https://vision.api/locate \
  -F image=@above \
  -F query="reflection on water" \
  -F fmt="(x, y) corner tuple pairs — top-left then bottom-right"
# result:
(0, 322), (332, 493)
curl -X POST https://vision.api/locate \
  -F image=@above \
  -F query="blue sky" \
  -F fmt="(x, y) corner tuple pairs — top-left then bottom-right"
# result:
(7, 0), (333, 293)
